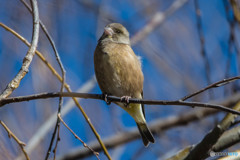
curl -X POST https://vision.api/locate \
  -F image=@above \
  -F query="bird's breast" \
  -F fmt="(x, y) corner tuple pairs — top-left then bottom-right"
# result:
(94, 42), (143, 98)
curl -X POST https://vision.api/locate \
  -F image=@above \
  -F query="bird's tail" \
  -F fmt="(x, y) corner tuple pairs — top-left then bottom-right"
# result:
(137, 122), (155, 147)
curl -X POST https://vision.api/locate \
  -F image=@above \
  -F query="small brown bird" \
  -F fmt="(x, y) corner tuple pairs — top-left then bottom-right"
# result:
(94, 23), (154, 146)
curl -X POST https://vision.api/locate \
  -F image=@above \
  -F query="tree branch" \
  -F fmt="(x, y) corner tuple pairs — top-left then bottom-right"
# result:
(57, 114), (100, 160)
(0, 121), (30, 160)
(180, 76), (240, 101)
(184, 101), (240, 160)
(0, 0), (39, 99)
(213, 125), (240, 152)
(166, 126), (240, 160)
(167, 114), (240, 160)
(193, 0), (212, 98)
(1, 92), (240, 115)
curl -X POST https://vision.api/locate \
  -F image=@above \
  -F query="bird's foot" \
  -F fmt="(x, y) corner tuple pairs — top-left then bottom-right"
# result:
(102, 93), (111, 105)
(120, 96), (131, 107)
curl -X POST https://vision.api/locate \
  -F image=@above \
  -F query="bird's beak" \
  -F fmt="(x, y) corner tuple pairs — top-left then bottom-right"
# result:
(104, 27), (114, 36)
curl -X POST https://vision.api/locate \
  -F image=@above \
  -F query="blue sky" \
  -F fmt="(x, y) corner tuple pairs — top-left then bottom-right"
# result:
(0, 0), (240, 160)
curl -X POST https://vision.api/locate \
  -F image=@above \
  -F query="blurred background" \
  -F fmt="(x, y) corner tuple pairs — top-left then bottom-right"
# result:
(0, 0), (240, 159)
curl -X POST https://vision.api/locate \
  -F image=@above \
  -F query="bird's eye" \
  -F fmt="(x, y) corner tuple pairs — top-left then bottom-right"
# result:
(115, 30), (121, 34)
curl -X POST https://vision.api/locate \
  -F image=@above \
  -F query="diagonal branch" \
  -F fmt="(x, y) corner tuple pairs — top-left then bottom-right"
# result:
(0, 121), (30, 160)
(58, 114), (100, 160)
(0, 0), (39, 99)
(184, 101), (240, 160)
(212, 125), (240, 152)
(0, 23), (67, 89)
(167, 125), (240, 160)
(180, 76), (240, 101)
(131, 0), (189, 45)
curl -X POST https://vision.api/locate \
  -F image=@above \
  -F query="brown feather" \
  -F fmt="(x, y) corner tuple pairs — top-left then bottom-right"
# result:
(94, 23), (154, 146)
(94, 42), (143, 98)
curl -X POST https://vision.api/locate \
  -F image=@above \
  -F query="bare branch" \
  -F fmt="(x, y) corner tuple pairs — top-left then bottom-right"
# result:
(58, 114), (100, 160)
(1, 91), (240, 115)
(181, 76), (240, 101)
(185, 101), (240, 160)
(0, 121), (30, 160)
(194, 0), (212, 98)
(168, 109), (240, 160)
(0, 0), (39, 99)
(213, 125), (240, 152)
(0, 23), (67, 88)
(223, 0), (240, 84)
(167, 126), (240, 160)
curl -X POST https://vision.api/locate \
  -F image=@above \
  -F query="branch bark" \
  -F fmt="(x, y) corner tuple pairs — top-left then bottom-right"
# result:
(1, 92), (240, 115)
(0, 0), (39, 99)
(0, 121), (30, 160)
(184, 102), (240, 160)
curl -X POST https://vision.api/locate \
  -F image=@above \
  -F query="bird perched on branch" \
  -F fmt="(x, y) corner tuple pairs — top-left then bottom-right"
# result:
(94, 23), (154, 146)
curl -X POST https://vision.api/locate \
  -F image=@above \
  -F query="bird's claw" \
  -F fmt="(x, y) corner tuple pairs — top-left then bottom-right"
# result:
(103, 93), (111, 105)
(120, 96), (131, 107)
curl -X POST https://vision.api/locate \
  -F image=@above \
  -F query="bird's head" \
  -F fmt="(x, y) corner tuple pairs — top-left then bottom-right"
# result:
(99, 23), (130, 45)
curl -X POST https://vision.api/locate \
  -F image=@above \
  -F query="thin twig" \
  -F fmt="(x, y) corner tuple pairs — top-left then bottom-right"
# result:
(0, 0), (39, 99)
(0, 23), (111, 160)
(223, 0), (240, 95)
(58, 114), (100, 160)
(180, 76), (240, 101)
(19, 1), (66, 158)
(194, 0), (213, 98)
(223, 0), (236, 79)
(0, 121), (30, 160)
(53, 125), (61, 160)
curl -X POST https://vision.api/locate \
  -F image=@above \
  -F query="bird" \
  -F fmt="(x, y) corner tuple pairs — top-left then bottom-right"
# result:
(94, 23), (155, 146)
